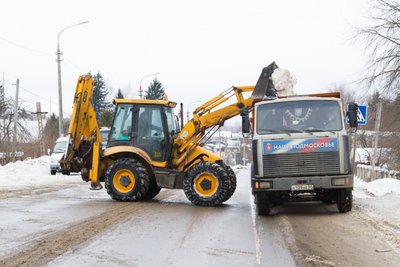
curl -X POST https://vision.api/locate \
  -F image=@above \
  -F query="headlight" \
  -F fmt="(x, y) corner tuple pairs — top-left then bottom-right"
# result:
(332, 177), (350, 186)
(255, 181), (273, 189)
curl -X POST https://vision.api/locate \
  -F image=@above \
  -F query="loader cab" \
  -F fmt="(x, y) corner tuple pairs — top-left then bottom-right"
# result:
(108, 99), (177, 163)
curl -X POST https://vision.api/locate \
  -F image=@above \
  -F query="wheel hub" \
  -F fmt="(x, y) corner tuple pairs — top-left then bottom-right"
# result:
(120, 175), (131, 187)
(200, 178), (212, 191)
(194, 172), (219, 197)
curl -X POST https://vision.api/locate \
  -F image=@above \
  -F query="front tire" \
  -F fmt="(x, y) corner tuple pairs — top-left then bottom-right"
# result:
(220, 163), (237, 202)
(105, 158), (150, 201)
(337, 189), (352, 213)
(184, 162), (229, 206)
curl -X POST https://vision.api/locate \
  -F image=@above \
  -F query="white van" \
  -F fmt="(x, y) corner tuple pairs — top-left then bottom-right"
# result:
(50, 136), (69, 175)
(100, 127), (110, 151)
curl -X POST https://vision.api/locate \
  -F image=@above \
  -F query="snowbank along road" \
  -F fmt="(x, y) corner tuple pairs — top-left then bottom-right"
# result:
(0, 157), (399, 266)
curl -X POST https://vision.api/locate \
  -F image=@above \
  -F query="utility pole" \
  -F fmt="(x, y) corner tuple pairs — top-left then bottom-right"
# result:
(12, 79), (19, 161)
(1, 73), (5, 141)
(351, 131), (357, 175)
(32, 102), (48, 156)
(370, 102), (382, 181)
(56, 42), (64, 137)
(56, 21), (89, 137)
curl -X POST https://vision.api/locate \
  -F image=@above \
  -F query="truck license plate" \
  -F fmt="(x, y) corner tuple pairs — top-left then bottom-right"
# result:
(291, 184), (314, 191)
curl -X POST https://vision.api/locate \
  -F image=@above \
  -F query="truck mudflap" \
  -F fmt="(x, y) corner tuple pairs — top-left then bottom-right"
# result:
(251, 174), (353, 192)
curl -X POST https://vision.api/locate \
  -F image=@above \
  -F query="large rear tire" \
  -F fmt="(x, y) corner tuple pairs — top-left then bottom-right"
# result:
(105, 158), (150, 201)
(337, 188), (352, 213)
(184, 162), (229, 206)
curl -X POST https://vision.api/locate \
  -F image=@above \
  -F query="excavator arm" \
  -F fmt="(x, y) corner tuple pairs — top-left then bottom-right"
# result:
(60, 75), (102, 183)
(172, 62), (278, 167)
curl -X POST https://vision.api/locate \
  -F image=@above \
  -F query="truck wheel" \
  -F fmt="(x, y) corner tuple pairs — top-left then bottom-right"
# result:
(337, 189), (352, 213)
(105, 158), (149, 201)
(51, 170), (56, 175)
(255, 193), (270, 216)
(184, 162), (229, 206)
(218, 163), (237, 202)
(143, 177), (161, 200)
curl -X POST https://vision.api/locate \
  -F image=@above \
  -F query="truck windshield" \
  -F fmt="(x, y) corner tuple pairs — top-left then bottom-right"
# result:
(256, 100), (342, 134)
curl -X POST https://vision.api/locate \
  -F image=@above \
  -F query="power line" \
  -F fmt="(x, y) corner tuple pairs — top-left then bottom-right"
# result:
(19, 85), (58, 105)
(3, 81), (58, 105)
(0, 35), (52, 56)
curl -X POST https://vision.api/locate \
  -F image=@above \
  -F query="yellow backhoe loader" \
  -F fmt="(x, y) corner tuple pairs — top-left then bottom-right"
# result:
(60, 63), (278, 206)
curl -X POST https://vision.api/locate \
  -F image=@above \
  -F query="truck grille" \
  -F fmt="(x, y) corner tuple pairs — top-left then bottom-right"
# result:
(262, 152), (340, 177)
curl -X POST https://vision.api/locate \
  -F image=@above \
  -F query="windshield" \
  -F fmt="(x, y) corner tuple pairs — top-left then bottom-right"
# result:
(256, 100), (343, 134)
(53, 141), (67, 153)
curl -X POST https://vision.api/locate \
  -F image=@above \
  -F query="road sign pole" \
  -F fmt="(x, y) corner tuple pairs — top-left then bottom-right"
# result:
(352, 130), (357, 175)
(370, 102), (382, 181)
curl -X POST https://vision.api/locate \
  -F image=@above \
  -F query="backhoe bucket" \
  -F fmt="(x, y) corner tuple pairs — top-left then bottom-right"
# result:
(251, 62), (279, 100)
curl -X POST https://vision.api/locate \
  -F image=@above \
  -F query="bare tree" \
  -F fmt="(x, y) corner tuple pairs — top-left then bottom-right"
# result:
(356, 0), (400, 94)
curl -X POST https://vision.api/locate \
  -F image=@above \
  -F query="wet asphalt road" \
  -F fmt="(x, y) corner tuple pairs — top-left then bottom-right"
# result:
(1, 168), (399, 266)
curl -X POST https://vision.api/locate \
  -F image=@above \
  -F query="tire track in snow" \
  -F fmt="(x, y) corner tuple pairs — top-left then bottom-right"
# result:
(0, 184), (81, 199)
(0, 201), (144, 267)
(0, 189), (178, 267)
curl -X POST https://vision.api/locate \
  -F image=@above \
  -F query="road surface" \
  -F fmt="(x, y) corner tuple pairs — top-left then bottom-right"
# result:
(0, 166), (399, 266)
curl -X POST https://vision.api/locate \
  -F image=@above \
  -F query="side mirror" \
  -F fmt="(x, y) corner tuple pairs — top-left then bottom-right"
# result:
(347, 103), (358, 128)
(241, 109), (250, 134)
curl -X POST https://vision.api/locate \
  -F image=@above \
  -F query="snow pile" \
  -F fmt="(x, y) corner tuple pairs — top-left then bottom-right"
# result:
(0, 156), (77, 189)
(0, 156), (51, 176)
(272, 68), (296, 96)
(354, 176), (400, 197)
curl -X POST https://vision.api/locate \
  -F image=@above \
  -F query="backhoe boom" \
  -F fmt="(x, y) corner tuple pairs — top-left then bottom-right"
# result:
(60, 74), (101, 183)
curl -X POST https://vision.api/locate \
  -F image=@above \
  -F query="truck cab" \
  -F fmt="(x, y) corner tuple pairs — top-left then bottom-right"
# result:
(250, 95), (354, 215)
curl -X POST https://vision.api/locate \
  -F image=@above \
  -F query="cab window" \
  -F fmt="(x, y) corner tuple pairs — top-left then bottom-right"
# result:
(109, 104), (133, 141)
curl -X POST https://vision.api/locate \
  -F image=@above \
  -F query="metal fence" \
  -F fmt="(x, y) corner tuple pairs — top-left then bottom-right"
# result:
(356, 164), (400, 182)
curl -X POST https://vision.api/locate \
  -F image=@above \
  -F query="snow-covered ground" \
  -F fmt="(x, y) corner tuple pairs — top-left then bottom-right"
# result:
(353, 176), (400, 241)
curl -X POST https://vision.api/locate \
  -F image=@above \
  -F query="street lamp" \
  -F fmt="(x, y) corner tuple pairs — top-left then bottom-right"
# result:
(56, 20), (89, 137)
(139, 72), (160, 99)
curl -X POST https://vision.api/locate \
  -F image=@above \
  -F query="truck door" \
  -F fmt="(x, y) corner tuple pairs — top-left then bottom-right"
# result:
(136, 105), (171, 161)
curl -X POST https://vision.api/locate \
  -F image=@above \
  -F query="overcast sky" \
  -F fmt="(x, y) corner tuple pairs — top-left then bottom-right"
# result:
(0, 0), (371, 118)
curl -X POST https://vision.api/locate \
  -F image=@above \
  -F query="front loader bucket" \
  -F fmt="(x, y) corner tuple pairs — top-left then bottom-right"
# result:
(251, 62), (279, 100)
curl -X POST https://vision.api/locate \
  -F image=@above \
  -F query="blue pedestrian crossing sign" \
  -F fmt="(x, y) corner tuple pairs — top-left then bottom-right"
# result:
(346, 104), (367, 125)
